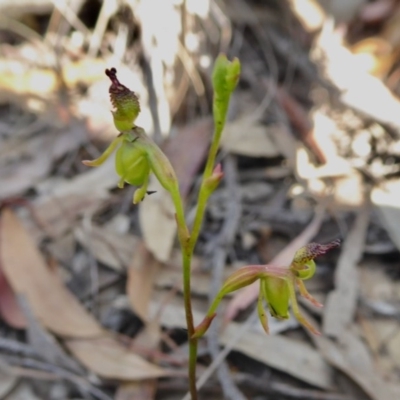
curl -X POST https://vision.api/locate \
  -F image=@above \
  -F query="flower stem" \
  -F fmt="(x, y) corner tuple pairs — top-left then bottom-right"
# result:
(174, 102), (224, 398)
(168, 55), (240, 398)
(170, 188), (198, 400)
(189, 116), (224, 251)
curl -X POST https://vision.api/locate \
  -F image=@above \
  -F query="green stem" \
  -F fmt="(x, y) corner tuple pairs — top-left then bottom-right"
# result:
(170, 188), (198, 400)
(167, 56), (239, 398)
(188, 337), (198, 397)
(206, 293), (224, 318)
(189, 121), (224, 250)
(176, 111), (224, 396)
(188, 187), (210, 252)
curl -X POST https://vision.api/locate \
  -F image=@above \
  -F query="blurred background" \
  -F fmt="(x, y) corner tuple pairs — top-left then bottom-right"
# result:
(1, 0), (400, 399)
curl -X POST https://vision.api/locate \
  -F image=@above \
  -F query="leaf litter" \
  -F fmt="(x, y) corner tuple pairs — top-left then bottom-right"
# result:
(0, 209), (168, 381)
(1, 0), (400, 399)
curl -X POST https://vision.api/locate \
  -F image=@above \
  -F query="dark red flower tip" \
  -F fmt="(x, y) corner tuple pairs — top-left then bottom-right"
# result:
(105, 67), (119, 85)
(104, 67), (140, 117)
(105, 67), (128, 96)
(294, 239), (341, 265)
(310, 239), (341, 256)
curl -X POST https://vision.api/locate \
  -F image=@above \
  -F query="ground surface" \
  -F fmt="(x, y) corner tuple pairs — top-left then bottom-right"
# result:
(1, 1), (400, 399)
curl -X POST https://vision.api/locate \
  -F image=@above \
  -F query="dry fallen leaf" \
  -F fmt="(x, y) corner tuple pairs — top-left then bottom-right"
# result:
(163, 118), (213, 198)
(0, 267), (26, 329)
(122, 243), (165, 399)
(116, 381), (157, 400)
(221, 116), (280, 158)
(0, 121), (87, 200)
(20, 155), (118, 241)
(20, 296), (82, 373)
(323, 203), (370, 337)
(0, 372), (17, 399)
(139, 183), (177, 263)
(127, 242), (161, 322)
(0, 208), (168, 380)
(371, 179), (400, 252)
(221, 325), (333, 389)
(75, 224), (138, 272)
(313, 329), (400, 400)
(66, 337), (166, 380)
(0, 208), (102, 338)
(360, 259), (400, 380)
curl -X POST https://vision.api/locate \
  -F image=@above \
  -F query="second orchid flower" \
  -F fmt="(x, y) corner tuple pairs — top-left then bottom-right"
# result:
(193, 240), (340, 337)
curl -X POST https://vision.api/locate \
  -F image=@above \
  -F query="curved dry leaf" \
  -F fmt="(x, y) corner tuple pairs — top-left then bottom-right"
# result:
(0, 268), (26, 329)
(323, 204), (369, 337)
(0, 208), (103, 338)
(139, 182), (176, 263)
(127, 242), (161, 321)
(66, 337), (167, 380)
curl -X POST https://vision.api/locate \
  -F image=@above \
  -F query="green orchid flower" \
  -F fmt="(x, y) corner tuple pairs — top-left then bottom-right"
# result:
(193, 240), (340, 337)
(83, 68), (179, 204)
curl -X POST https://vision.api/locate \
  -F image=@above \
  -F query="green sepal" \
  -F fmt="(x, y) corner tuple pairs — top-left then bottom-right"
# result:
(257, 283), (269, 334)
(82, 136), (123, 167)
(133, 174), (150, 204)
(262, 277), (290, 320)
(219, 265), (264, 296)
(115, 139), (150, 187)
(129, 127), (179, 194)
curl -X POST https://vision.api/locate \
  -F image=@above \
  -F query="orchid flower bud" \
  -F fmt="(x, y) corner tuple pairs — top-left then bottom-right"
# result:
(212, 54), (241, 131)
(203, 164), (223, 195)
